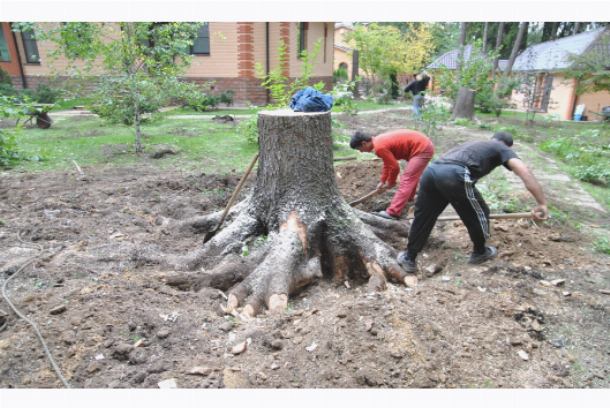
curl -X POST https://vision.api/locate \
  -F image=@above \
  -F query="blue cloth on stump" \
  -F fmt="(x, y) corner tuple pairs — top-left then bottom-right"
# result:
(289, 87), (334, 112)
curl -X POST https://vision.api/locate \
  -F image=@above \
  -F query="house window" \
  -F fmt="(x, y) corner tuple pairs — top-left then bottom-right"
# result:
(0, 28), (10, 62)
(22, 29), (40, 63)
(298, 22), (308, 56)
(191, 24), (210, 55)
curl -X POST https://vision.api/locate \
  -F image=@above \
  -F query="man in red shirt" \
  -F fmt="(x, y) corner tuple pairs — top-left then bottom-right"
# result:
(350, 129), (435, 220)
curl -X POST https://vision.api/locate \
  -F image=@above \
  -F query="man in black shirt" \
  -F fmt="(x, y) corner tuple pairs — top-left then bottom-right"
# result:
(404, 74), (430, 118)
(397, 132), (548, 272)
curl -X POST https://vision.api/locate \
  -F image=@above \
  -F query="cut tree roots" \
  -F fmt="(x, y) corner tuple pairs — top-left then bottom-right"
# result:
(137, 110), (411, 317)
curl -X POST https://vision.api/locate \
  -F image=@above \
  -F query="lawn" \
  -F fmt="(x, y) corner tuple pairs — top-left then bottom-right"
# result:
(12, 114), (355, 174)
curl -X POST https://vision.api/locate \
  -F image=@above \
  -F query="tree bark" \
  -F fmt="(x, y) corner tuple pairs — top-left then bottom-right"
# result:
(144, 110), (410, 317)
(452, 87), (475, 120)
(505, 22), (528, 75)
(482, 22), (489, 54)
(492, 22), (505, 79)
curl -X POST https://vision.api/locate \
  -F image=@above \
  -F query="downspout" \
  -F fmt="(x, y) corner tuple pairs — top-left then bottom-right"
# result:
(10, 26), (28, 89)
(265, 22), (270, 104)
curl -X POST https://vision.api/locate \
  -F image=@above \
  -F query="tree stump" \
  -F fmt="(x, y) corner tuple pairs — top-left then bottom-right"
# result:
(452, 87), (475, 120)
(144, 109), (410, 317)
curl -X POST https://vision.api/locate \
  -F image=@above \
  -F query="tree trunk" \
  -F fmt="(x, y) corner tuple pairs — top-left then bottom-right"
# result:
(492, 22), (505, 79)
(505, 22), (528, 75)
(452, 87), (475, 120)
(144, 110), (410, 317)
(482, 22), (489, 54)
(134, 104), (143, 153)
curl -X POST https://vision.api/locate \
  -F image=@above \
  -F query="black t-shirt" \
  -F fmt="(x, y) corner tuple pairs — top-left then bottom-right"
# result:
(404, 77), (430, 96)
(436, 140), (519, 180)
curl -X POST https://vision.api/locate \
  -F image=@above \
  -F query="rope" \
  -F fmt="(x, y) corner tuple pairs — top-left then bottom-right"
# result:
(1, 247), (71, 388)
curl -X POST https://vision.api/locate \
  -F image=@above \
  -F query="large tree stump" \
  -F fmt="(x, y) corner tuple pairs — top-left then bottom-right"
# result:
(452, 87), (475, 120)
(144, 109), (410, 317)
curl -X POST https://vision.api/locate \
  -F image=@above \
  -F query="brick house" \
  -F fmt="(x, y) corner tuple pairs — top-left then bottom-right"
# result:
(0, 22), (335, 106)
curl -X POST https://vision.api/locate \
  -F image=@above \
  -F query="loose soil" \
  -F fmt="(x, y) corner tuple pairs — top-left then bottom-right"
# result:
(0, 111), (608, 389)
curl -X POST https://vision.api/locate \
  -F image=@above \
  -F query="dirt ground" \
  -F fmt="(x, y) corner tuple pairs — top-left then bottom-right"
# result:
(0, 111), (609, 389)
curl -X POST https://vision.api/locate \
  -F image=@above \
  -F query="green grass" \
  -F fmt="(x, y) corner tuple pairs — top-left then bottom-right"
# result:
(12, 115), (354, 174)
(51, 97), (94, 111)
(165, 106), (261, 116)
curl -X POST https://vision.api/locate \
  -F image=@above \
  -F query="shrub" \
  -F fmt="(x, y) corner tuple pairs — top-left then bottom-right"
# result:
(31, 84), (62, 104)
(333, 67), (348, 83)
(90, 76), (167, 125)
(331, 81), (358, 115)
(238, 116), (258, 145)
(219, 90), (234, 106)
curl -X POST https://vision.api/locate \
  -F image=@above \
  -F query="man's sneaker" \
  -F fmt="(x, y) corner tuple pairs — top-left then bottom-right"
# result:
(397, 251), (417, 273)
(468, 245), (497, 265)
(374, 210), (399, 221)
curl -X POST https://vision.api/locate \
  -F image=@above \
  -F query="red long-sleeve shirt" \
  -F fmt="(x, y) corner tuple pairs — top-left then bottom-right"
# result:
(372, 129), (433, 186)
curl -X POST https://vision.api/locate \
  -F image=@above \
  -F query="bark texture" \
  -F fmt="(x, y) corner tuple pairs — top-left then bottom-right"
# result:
(149, 110), (410, 317)
(452, 87), (475, 120)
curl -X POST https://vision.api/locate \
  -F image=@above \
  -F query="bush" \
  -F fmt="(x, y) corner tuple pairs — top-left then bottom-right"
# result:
(331, 81), (358, 115)
(333, 67), (348, 83)
(0, 67), (12, 85)
(238, 116), (258, 145)
(31, 84), (62, 104)
(90, 76), (167, 125)
(219, 90), (234, 106)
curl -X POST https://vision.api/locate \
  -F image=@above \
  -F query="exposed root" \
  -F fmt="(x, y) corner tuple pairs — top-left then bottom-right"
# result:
(135, 210), (259, 270)
(172, 199), (250, 234)
(224, 213), (321, 316)
(355, 209), (410, 237)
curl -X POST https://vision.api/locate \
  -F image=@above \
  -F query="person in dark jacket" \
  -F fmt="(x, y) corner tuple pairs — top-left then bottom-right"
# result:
(396, 132), (548, 272)
(404, 73), (430, 118)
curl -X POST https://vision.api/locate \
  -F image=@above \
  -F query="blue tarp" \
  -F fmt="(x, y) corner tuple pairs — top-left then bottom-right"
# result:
(289, 87), (334, 112)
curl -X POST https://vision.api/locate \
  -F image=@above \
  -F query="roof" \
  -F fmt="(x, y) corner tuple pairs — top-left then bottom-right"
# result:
(512, 28), (608, 71)
(427, 44), (508, 71)
(335, 22), (353, 30)
(334, 44), (353, 52)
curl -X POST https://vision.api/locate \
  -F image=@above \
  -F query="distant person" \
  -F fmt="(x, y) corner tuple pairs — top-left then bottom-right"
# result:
(350, 129), (435, 220)
(404, 73), (430, 118)
(397, 132), (548, 272)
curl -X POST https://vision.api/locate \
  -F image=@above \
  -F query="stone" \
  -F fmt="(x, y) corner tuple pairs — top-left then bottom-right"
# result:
(158, 378), (178, 389)
(270, 339), (284, 350)
(132, 371), (147, 384)
(112, 343), (133, 361)
(404, 275), (418, 288)
(551, 279), (566, 287)
(219, 320), (235, 332)
(231, 339), (249, 355)
(86, 362), (102, 374)
(129, 348), (148, 365)
(305, 342), (318, 352)
(424, 264), (443, 277)
(336, 310), (348, 318)
(188, 366), (212, 376)
(517, 350), (529, 361)
(156, 329), (170, 339)
(530, 320), (543, 332)
(49, 305), (67, 315)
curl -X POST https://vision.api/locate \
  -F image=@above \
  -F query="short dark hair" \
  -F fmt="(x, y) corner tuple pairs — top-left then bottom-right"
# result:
(492, 131), (513, 147)
(350, 131), (373, 149)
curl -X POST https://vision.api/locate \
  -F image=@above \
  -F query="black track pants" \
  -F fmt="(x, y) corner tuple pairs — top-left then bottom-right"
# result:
(406, 163), (490, 258)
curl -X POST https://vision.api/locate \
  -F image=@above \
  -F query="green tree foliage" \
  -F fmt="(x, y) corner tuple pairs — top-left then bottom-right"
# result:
(564, 31), (610, 95)
(255, 39), (325, 107)
(15, 22), (202, 152)
(345, 23), (434, 84)
(0, 95), (42, 167)
(436, 41), (517, 116)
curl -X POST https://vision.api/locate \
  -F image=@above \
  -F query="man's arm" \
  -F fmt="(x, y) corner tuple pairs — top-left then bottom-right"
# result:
(376, 148), (400, 189)
(507, 158), (548, 220)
